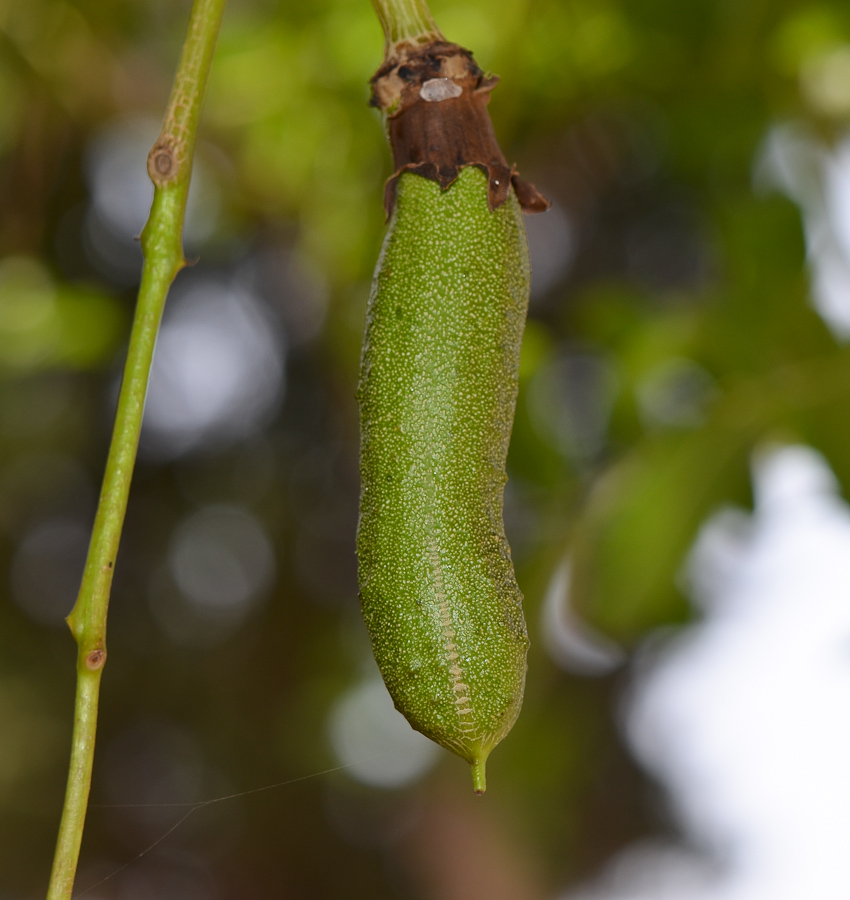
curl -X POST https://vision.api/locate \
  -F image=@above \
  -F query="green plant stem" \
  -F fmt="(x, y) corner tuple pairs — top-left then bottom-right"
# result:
(46, 0), (227, 897)
(371, 0), (443, 51)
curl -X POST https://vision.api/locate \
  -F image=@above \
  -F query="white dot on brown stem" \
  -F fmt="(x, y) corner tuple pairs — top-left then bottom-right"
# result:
(419, 78), (462, 102)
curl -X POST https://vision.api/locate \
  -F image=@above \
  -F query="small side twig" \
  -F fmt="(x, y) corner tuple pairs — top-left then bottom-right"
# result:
(46, 1), (227, 897)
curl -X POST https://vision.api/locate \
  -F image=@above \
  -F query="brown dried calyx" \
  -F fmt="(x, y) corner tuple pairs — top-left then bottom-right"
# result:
(370, 41), (550, 217)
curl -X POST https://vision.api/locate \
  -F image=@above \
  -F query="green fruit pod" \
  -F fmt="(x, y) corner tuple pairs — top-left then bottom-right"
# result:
(357, 37), (548, 793)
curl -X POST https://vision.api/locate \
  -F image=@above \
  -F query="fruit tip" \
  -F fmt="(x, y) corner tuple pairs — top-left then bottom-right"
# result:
(471, 756), (487, 794)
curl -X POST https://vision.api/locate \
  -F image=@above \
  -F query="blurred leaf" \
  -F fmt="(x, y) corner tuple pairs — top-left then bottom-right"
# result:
(571, 345), (850, 641)
(0, 257), (124, 371)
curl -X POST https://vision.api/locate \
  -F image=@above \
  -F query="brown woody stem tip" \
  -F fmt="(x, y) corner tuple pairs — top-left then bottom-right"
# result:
(370, 40), (549, 217)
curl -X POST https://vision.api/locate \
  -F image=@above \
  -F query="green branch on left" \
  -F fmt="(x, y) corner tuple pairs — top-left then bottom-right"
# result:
(46, 1), (227, 898)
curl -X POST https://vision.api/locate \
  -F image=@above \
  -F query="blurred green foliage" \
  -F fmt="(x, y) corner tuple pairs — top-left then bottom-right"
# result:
(2, 0), (850, 896)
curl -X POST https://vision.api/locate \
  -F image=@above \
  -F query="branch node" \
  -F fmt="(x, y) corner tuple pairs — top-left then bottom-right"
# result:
(147, 137), (184, 187)
(84, 649), (106, 672)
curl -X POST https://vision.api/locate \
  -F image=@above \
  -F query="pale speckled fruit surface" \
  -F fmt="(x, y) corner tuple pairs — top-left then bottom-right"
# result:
(357, 166), (531, 789)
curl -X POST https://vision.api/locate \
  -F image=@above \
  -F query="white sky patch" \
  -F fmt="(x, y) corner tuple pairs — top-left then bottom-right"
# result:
(756, 124), (850, 338)
(141, 279), (283, 458)
(541, 559), (624, 676)
(169, 505), (275, 614)
(561, 444), (850, 900)
(328, 678), (439, 790)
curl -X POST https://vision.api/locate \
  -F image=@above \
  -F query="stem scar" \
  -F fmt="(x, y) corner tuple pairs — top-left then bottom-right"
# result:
(147, 137), (183, 187)
(85, 649), (106, 671)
